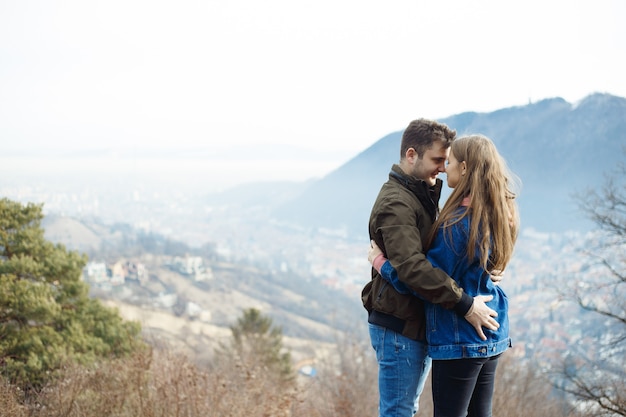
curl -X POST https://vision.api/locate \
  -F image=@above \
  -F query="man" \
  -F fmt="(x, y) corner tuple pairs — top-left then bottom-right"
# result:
(362, 118), (499, 416)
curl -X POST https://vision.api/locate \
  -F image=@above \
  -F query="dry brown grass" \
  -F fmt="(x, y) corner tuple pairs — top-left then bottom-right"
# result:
(1, 343), (302, 417)
(1, 379), (27, 417)
(293, 336), (379, 417)
(492, 352), (581, 417)
(1, 341), (581, 417)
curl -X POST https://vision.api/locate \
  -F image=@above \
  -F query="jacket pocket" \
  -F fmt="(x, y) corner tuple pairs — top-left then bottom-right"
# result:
(376, 280), (389, 302)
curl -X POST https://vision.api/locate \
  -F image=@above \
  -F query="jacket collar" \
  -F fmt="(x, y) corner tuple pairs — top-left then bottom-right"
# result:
(389, 164), (442, 221)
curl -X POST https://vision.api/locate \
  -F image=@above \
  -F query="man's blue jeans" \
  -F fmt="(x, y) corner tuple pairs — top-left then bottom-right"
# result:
(369, 323), (432, 417)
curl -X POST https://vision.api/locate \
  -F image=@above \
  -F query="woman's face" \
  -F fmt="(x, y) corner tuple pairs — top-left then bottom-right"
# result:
(445, 150), (465, 189)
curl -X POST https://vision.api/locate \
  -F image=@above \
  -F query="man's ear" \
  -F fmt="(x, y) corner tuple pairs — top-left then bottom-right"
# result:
(405, 147), (417, 163)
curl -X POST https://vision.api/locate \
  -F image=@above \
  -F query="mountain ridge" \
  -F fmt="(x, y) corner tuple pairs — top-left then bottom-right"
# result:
(273, 93), (626, 238)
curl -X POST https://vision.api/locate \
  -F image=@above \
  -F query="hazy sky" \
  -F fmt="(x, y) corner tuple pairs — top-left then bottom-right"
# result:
(1, 0), (625, 186)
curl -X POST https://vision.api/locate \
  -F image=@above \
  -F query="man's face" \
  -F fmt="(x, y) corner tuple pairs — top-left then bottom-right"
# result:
(410, 141), (449, 186)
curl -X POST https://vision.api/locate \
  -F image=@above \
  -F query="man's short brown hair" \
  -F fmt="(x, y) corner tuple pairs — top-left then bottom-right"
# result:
(400, 118), (456, 159)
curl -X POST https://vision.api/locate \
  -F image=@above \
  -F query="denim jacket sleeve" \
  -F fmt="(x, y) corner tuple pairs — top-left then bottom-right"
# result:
(380, 260), (426, 300)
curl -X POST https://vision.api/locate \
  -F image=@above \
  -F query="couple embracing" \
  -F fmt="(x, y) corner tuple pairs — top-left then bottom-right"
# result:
(362, 118), (519, 417)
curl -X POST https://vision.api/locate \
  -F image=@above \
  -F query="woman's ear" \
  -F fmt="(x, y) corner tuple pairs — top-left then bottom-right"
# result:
(461, 161), (467, 176)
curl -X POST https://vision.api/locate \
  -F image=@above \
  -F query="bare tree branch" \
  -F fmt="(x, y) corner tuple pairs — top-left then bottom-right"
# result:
(556, 150), (626, 416)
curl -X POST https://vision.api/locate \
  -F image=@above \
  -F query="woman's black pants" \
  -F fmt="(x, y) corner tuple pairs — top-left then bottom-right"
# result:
(432, 354), (501, 417)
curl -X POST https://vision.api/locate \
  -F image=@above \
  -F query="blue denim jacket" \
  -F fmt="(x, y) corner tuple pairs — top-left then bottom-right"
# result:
(379, 211), (511, 359)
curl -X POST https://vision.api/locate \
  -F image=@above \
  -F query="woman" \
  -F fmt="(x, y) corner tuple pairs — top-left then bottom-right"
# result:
(368, 134), (520, 417)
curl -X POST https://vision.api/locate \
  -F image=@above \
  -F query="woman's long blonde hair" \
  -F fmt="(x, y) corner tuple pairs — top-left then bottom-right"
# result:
(428, 134), (520, 272)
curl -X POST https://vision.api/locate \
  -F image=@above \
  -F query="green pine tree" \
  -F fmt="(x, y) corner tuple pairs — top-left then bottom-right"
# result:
(223, 308), (293, 381)
(0, 198), (144, 387)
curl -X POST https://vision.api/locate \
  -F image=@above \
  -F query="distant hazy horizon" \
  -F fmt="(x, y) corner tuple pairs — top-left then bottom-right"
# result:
(2, 146), (355, 191)
(2, 0), (624, 174)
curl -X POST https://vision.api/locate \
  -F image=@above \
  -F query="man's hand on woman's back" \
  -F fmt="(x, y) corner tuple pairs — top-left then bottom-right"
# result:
(464, 295), (499, 341)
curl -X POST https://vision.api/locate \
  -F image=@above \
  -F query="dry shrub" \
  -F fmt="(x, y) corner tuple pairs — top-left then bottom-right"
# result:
(2, 336), (582, 417)
(11, 346), (211, 417)
(492, 351), (578, 417)
(205, 352), (298, 417)
(19, 345), (297, 417)
(26, 347), (154, 416)
(293, 334), (379, 417)
(1, 378), (27, 417)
